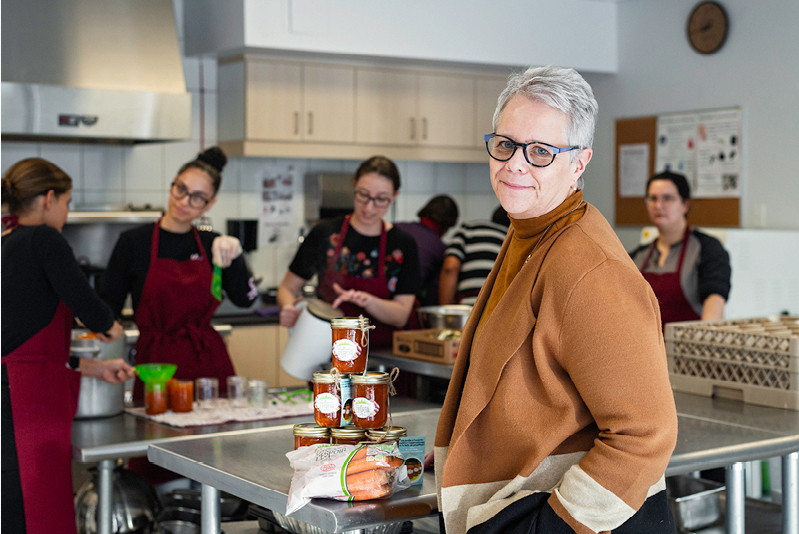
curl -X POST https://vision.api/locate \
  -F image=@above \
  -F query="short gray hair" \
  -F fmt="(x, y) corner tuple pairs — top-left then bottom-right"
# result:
(492, 65), (598, 162)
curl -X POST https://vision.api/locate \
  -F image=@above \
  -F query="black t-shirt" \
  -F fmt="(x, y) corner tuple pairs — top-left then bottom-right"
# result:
(102, 223), (256, 317)
(2, 225), (115, 355)
(289, 216), (421, 299)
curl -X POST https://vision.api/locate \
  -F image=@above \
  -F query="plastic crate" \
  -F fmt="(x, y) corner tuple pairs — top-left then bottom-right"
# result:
(665, 316), (799, 410)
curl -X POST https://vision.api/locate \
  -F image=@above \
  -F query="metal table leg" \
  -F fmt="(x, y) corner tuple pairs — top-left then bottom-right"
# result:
(725, 462), (745, 534)
(97, 459), (115, 534)
(784, 452), (799, 534)
(201, 483), (222, 534)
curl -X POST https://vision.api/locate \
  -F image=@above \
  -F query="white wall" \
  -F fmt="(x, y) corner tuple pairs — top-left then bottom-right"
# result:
(582, 0), (799, 251)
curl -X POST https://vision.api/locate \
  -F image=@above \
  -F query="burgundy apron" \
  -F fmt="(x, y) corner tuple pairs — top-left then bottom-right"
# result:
(641, 226), (701, 330)
(2, 300), (79, 534)
(317, 215), (396, 347)
(132, 221), (233, 401)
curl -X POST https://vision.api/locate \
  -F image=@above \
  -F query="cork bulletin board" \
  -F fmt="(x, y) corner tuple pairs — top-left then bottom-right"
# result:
(614, 116), (740, 227)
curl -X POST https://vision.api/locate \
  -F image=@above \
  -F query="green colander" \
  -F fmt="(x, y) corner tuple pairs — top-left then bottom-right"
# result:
(135, 363), (177, 384)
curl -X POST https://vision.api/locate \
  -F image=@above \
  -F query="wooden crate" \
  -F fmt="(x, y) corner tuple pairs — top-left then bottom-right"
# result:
(392, 329), (460, 365)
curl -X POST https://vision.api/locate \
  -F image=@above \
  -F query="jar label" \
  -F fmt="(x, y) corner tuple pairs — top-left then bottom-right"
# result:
(315, 392), (341, 415)
(332, 339), (361, 362)
(353, 397), (379, 418)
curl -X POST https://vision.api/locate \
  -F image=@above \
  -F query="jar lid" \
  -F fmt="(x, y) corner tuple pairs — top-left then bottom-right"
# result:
(350, 371), (389, 384)
(307, 298), (345, 321)
(293, 423), (330, 437)
(330, 426), (367, 439)
(366, 427), (407, 440)
(312, 370), (351, 383)
(331, 316), (371, 329)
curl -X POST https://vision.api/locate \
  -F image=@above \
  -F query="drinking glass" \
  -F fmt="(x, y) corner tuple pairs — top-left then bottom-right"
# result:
(195, 377), (219, 409)
(227, 376), (249, 408)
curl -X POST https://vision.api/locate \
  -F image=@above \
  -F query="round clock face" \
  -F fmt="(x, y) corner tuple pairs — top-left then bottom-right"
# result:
(688, 2), (728, 54)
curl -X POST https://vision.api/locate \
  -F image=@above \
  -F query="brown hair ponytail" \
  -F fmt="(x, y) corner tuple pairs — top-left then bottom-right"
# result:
(2, 158), (72, 215)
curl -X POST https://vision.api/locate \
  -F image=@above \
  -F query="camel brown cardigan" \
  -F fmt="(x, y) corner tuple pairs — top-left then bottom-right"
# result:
(434, 202), (678, 534)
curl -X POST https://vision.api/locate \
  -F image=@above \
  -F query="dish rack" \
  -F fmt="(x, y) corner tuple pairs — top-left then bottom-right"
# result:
(665, 315), (799, 410)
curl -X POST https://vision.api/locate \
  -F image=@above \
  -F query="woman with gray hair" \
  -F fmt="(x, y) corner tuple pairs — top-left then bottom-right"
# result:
(434, 66), (678, 533)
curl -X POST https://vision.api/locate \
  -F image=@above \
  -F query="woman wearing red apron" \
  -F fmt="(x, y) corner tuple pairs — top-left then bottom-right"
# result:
(278, 156), (421, 350)
(102, 147), (256, 483)
(2, 158), (132, 534)
(630, 171), (731, 330)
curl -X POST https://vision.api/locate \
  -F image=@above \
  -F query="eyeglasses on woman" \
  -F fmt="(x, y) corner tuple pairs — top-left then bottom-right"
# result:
(170, 181), (211, 209)
(484, 133), (579, 168)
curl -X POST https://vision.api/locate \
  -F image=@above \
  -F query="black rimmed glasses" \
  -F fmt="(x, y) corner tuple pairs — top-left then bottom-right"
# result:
(484, 133), (580, 168)
(354, 189), (392, 208)
(170, 181), (212, 209)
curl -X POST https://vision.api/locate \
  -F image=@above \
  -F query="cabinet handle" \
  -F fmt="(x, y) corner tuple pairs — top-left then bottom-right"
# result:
(410, 117), (416, 140)
(307, 111), (314, 136)
(294, 111), (300, 136)
(422, 117), (428, 141)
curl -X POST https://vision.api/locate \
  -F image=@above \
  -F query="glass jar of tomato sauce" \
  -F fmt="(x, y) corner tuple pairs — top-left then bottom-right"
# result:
(365, 426), (407, 442)
(144, 382), (168, 415)
(351, 372), (390, 428)
(169, 379), (194, 413)
(293, 423), (330, 449)
(331, 317), (371, 374)
(331, 426), (366, 445)
(312, 370), (352, 427)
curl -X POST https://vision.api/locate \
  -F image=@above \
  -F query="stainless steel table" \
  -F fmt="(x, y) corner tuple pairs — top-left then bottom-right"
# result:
(149, 392), (799, 534)
(72, 396), (437, 534)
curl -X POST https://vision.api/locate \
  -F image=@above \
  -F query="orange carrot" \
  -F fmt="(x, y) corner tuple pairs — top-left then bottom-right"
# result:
(346, 455), (403, 476)
(348, 484), (392, 501)
(346, 468), (390, 492)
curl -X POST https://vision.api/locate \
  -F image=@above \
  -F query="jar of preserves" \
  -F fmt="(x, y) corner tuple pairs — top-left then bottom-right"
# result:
(169, 379), (194, 413)
(331, 317), (372, 374)
(293, 423), (330, 449)
(144, 382), (168, 415)
(365, 426), (407, 442)
(331, 426), (367, 445)
(312, 370), (352, 427)
(351, 372), (390, 428)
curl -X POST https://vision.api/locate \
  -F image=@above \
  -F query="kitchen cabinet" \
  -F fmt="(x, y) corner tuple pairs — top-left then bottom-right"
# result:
(227, 324), (306, 389)
(218, 55), (509, 163)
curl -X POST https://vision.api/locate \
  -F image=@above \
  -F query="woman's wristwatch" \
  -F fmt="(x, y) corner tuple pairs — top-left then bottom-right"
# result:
(68, 355), (81, 370)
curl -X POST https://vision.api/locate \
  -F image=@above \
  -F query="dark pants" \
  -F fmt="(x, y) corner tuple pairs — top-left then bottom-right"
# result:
(2, 364), (27, 533)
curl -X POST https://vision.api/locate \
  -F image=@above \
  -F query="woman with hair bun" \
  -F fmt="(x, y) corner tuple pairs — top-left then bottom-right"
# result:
(2, 158), (133, 534)
(103, 147), (257, 403)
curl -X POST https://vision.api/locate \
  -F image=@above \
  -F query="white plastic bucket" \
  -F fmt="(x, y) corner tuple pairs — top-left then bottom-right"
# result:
(280, 299), (343, 381)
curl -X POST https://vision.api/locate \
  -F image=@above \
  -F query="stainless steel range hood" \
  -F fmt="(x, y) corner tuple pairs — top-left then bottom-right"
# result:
(1, 0), (191, 143)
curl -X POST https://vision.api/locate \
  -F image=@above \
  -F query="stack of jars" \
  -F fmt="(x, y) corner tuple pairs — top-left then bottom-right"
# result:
(293, 316), (400, 449)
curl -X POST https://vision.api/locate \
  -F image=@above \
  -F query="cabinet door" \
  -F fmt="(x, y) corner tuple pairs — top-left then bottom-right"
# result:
(355, 68), (418, 146)
(475, 76), (508, 148)
(227, 325), (275, 386)
(246, 60), (303, 141)
(418, 72), (476, 148)
(303, 64), (355, 143)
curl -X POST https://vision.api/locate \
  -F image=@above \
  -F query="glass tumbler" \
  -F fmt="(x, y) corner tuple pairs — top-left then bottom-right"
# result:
(227, 376), (249, 408)
(248, 380), (269, 407)
(195, 377), (219, 409)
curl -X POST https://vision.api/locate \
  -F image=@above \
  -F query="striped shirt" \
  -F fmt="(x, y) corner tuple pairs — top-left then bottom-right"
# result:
(444, 220), (509, 305)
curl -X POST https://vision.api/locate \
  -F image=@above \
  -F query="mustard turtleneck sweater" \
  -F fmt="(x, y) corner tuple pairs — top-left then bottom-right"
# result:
(478, 191), (586, 334)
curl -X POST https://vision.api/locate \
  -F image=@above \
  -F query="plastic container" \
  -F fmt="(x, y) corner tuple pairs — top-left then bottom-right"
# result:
(293, 423), (330, 450)
(331, 317), (371, 374)
(312, 371), (352, 427)
(351, 372), (390, 428)
(665, 316), (799, 410)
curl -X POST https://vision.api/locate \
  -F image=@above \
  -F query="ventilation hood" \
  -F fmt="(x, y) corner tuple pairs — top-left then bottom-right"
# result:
(1, 0), (191, 143)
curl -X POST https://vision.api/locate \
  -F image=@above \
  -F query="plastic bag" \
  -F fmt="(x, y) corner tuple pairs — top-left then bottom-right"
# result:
(285, 441), (411, 516)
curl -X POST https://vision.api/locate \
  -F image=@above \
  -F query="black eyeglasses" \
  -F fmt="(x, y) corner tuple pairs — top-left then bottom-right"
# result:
(484, 133), (580, 168)
(170, 181), (211, 209)
(354, 189), (392, 208)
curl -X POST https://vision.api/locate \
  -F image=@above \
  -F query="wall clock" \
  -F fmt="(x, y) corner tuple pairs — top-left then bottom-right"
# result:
(687, 1), (729, 54)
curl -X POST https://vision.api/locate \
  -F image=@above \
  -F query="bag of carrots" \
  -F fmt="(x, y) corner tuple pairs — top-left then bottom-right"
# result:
(285, 441), (411, 515)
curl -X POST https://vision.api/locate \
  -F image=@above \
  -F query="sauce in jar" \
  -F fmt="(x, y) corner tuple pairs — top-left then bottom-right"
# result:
(331, 317), (371, 374)
(293, 423), (330, 449)
(351, 372), (390, 428)
(312, 371), (352, 427)
(145, 382), (168, 415)
(170, 379), (194, 413)
(331, 426), (366, 445)
(365, 426), (407, 442)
